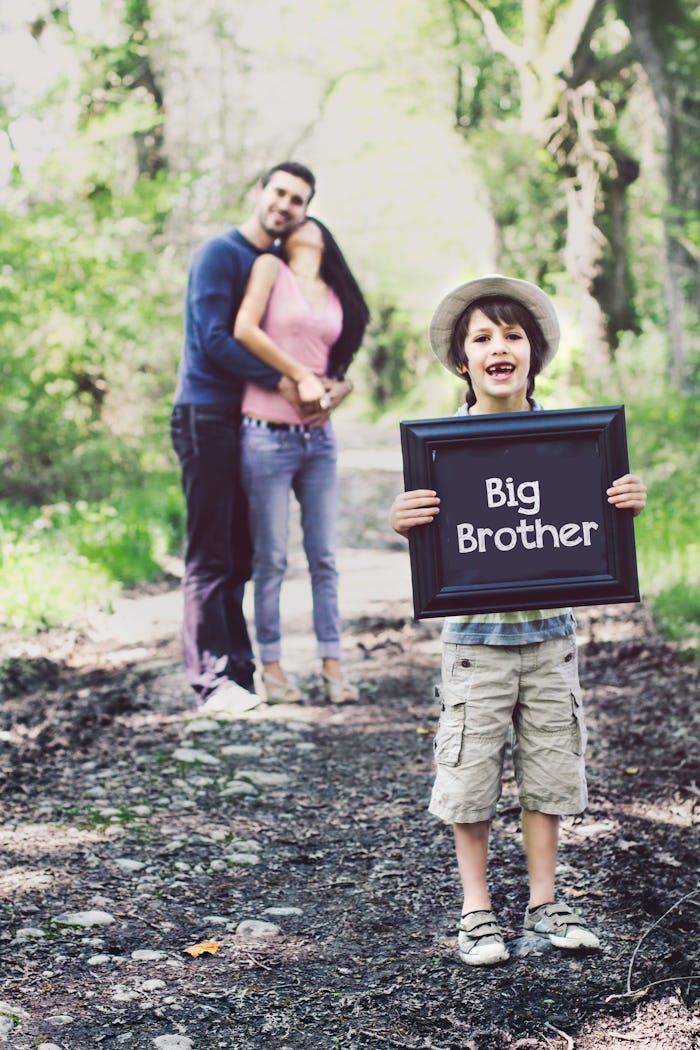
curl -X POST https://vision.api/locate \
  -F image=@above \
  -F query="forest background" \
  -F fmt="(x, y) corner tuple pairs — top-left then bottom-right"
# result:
(0, 0), (698, 654)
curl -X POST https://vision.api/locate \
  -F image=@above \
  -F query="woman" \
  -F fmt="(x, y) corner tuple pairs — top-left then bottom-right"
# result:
(234, 217), (369, 704)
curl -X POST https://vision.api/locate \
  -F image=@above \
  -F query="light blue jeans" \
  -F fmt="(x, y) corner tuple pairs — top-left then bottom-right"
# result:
(240, 419), (341, 663)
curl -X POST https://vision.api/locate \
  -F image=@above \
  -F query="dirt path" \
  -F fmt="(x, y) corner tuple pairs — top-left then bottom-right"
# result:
(0, 422), (698, 1050)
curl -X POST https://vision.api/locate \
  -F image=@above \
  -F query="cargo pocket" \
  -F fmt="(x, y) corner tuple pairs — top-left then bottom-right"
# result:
(433, 685), (466, 767)
(571, 689), (587, 756)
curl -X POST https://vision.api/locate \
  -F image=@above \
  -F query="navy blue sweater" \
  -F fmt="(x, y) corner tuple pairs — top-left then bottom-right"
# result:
(174, 228), (281, 407)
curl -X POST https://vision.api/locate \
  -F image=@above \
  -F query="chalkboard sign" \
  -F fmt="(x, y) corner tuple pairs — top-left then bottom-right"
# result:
(400, 405), (639, 619)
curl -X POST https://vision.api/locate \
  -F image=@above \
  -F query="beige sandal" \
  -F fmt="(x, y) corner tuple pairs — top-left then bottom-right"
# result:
(321, 670), (359, 705)
(261, 670), (303, 704)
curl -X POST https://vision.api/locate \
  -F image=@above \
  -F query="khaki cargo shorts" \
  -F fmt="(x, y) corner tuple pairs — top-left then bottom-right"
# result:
(429, 635), (588, 825)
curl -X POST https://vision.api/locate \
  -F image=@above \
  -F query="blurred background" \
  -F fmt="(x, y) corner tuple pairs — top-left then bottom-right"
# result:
(0, 0), (698, 650)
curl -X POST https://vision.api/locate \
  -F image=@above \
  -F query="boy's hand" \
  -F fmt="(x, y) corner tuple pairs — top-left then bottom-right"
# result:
(607, 474), (647, 517)
(390, 489), (440, 536)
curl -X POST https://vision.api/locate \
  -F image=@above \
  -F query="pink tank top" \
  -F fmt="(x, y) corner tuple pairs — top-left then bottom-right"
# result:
(241, 261), (343, 423)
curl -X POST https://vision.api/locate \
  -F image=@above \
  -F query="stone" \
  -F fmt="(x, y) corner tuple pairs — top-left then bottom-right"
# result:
(114, 858), (146, 873)
(235, 920), (281, 938)
(220, 743), (264, 758)
(228, 838), (261, 852)
(234, 769), (290, 787)
(54, 910), (115, 928)
(171, 747), (220, 766)
(185, 718), (222, 733)
(266, 730), (298, 743)
(219, 781), (258, 798)
(132, 949), (168, 961)
(14, 926), (46, 941)
(225, 852), (260, 866)
(0, 1001), (29, 1019)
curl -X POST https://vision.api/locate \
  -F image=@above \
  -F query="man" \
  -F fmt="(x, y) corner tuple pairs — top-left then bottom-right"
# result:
(170, 161), (321, 716)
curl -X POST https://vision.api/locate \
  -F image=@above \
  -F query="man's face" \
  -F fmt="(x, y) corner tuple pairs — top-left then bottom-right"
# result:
(255, 172), (312, 239)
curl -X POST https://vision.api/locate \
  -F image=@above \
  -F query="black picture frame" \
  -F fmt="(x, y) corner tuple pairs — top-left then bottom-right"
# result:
(400, 405), (640, 619)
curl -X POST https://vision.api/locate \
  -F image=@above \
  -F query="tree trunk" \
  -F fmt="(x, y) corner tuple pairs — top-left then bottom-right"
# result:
(620, 0), (698, 386)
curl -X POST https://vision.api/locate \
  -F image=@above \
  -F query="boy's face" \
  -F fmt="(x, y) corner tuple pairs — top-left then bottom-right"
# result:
(458, 308), (532, 411)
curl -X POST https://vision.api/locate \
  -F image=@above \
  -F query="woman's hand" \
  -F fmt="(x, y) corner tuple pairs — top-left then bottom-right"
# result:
(390, 490), (440, 536)
(607, 474), (647, 517)
(296, 371), (327, 405)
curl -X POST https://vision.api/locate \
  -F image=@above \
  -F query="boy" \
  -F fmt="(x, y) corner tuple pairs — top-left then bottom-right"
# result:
(390, 275), (647, 965)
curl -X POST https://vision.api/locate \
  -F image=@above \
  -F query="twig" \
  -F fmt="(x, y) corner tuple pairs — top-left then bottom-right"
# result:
(114, 911), (163, 930)
(627, 888), (700, 992)
(544, 1021), (574, 1049)
(606, 974), (700, 1003)
(236, 950), (273, 971)
(357, 1031), (419, 1048)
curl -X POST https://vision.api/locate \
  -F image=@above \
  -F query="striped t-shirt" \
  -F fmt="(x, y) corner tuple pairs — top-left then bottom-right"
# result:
(441, 399), (575, 647)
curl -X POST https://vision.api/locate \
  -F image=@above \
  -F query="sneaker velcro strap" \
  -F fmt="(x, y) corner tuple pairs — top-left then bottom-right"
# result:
(531, 902), (586, 929)
(458, 911), (501, 939)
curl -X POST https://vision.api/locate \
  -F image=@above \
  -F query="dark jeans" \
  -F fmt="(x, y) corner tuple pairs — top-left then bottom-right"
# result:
(170, 404), (255, 697)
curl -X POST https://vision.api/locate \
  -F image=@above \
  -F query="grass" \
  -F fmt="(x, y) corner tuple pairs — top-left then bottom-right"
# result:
(0, 473), (185, 632)
(627, 399), (700, 656)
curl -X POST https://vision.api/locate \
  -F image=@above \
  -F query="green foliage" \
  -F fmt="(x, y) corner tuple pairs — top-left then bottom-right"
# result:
(652, 584), (700, 651)
(627, 397), (700, 655)
(0, 176), (182, 502)
(0, 0), (182, 505)
(356, 300), (425, 415)
(0, 477), (185, 632)
(473, 132), (565, 279)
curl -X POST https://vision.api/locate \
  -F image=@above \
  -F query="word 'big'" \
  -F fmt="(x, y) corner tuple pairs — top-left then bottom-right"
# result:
(456, 475), (600, 554)
(486, 476), (540, 515)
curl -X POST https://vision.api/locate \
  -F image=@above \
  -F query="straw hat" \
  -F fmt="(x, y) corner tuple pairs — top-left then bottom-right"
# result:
(428, 274), (560, 376)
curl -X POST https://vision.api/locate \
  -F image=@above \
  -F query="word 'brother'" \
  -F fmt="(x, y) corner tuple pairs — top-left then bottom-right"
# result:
(457, 476), (599, 554)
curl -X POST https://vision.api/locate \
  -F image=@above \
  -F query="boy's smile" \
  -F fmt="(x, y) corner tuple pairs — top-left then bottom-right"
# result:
(460, 308), (532, 412)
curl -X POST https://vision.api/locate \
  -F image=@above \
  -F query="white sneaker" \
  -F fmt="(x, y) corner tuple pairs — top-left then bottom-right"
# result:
(524, 901), (601, 949)
(196, 682), (261, 720)
(457, 910), (510, 966)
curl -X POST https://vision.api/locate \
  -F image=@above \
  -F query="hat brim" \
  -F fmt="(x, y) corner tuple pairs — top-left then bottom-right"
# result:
(428, 274), (560, 376)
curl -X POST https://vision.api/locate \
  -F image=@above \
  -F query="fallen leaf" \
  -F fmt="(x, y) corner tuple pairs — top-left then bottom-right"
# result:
(625, 767), (639, 775)
(183, 940), (221, 957)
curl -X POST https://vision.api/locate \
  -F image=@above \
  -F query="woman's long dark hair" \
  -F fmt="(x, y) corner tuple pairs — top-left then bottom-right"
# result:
(284, 217), (370, 378)
(448, 296), (548, 408)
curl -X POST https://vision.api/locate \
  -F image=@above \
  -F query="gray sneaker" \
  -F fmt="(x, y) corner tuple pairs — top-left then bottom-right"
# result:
(457, 910), (510, 966)
(196, 682), (261, 720)
(524, 901), (601, 949)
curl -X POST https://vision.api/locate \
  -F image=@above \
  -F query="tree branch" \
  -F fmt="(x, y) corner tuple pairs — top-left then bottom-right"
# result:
(566, 42), (638, 89)
(540, 0), (605, 80)
(459, 0), (525, 67)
